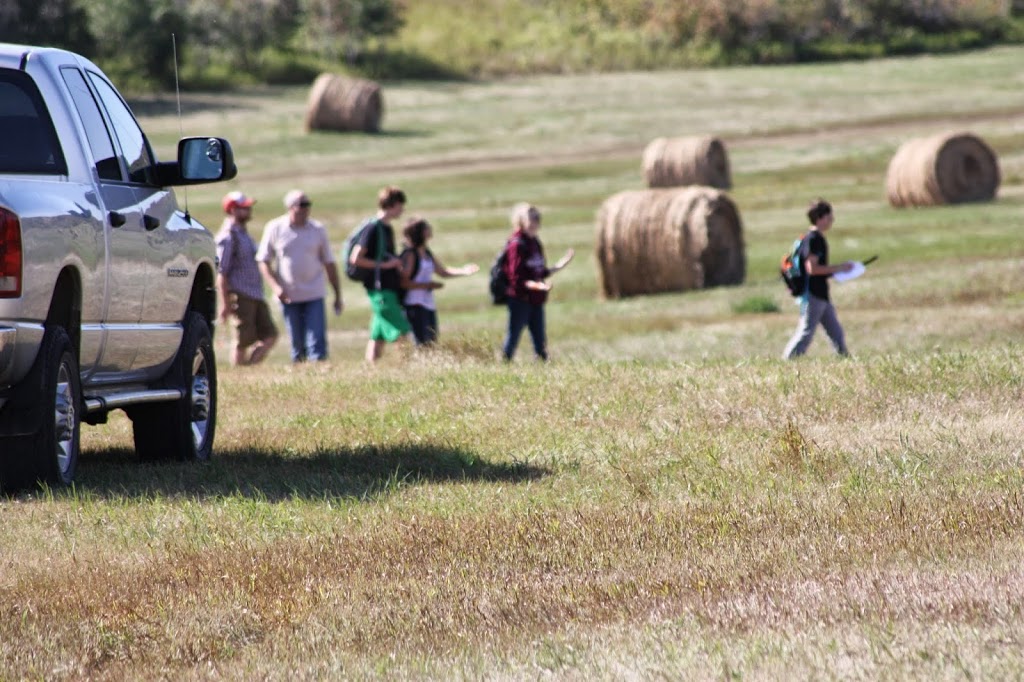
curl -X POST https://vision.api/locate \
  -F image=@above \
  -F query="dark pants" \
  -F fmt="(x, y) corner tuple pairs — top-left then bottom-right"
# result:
(503, 298), (547, 361)
(404, 304), (438, 346)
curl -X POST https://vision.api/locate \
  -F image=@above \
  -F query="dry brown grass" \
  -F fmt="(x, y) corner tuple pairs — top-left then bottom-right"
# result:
(3, 348), (1024, 678)
(5, 493), (1023, 677)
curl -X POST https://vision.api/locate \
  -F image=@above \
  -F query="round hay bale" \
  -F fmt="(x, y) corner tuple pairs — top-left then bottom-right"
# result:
(595, 186), (745, 299)
(885, 132), (1000, 207)
(305, 73), (383, 133)
(642, 136), (731, 189)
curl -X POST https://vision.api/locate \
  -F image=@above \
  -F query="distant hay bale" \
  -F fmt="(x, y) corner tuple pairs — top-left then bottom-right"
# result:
(642, 136), (731, 189)
(885, 132), (1000, 207)
(595, 186), (745, 299)
(305, 73), (383, 133)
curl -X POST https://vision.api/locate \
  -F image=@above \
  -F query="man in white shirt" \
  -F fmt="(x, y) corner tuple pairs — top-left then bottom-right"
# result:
(256, 189), (343, 362)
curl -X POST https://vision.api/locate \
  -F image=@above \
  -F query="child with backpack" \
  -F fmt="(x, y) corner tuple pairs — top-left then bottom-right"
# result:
(399, 218), (479, 346)
(347, 186), (411, 363)
(500, 203), (574, 362)
(781, 198), (854, 359)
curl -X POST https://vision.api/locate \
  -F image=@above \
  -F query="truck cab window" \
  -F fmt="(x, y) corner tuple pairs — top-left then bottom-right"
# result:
(61, 67), (122, 181)
(87, 72), (156, 185)
(0, 71), (66, 175)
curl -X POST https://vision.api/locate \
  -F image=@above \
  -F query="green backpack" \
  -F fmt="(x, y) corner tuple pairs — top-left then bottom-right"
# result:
(779, 232), (810, 297)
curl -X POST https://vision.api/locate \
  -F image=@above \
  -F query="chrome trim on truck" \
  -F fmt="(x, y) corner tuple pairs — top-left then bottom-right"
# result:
(83, 389), (183, 413)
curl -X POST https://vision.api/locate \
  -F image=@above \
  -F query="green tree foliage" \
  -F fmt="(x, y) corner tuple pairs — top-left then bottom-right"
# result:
(184, 0), (303, 73)
(86, 0), (188, 89)
(301, 0), (404, 63)
(0, 0), (95, 55)
(564, 0), (1011, 51)
(87, 0), (403, 88)
(398, 0), (1017, 75)
(1, 0), (1018, 86)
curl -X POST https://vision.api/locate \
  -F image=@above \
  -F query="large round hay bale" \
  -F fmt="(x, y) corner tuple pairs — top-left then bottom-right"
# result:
(305, 73), (383, 133)
(642, 136), (731, 189)
(595, 187), (745, 299)
(885, 132), (1000, 207)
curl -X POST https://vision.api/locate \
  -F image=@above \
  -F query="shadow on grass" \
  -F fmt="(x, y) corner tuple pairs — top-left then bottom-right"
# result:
(374, 128), (431, 138)
(353, 48), (468, 82)
(305, 127), (430, 139)
(127, 94), (264, 118)
(73, 443), (547, 502)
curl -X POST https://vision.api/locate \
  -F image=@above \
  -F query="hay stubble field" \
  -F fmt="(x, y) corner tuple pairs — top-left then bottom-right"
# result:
(2, 47), (1024, 679)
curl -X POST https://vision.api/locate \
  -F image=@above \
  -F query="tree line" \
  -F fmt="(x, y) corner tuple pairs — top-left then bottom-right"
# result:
(1, 0), (1021, 90)
(0, 0), (402, 89)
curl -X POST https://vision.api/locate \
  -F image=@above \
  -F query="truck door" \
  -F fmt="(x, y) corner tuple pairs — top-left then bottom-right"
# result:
(60, 67), (148, 376)
(83, 72), (186, 375)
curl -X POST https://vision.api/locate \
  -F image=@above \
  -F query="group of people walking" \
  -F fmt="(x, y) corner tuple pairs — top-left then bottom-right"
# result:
(217, 185), (852, 366)
(215, 186), (575, 366)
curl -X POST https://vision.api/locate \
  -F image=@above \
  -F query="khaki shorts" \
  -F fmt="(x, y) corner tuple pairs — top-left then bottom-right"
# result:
(229, 292), (277, 350)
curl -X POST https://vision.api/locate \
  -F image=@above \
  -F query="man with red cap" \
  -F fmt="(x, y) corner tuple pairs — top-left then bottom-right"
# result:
(215, 191), (277, 365)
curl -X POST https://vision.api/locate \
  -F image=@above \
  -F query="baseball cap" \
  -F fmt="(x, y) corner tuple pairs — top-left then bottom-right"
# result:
(222, 191), (255, 213)
(284, 189), (310, 209)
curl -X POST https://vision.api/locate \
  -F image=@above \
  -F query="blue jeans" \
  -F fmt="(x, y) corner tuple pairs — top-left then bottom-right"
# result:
(782, 294), (848, 359)
(503, 298), (547, 361)
(405, 305), (438, 346)
(281, 298), (327, 362)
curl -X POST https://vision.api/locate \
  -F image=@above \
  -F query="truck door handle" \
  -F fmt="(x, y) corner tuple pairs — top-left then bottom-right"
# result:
(108, 211), (126, 228)
(143, 215), (161, 231)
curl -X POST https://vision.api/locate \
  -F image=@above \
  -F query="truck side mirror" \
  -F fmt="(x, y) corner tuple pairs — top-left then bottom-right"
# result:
(179, 137), (237, 182)
(152, 137), (238, 187)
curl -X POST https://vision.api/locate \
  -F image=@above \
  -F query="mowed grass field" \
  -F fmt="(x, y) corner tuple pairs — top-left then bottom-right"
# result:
(3, 47), (1024, 679)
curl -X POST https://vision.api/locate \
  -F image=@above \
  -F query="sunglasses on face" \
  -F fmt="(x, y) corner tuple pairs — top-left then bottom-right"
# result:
(296, 201), (312, 208)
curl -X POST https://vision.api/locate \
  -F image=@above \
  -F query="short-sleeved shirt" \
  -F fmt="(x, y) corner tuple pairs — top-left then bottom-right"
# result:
(215, 219), (264, 300)
(256, 214), (336, 304)
(357, 220), (401, 292)
(806, 230), (830, 301)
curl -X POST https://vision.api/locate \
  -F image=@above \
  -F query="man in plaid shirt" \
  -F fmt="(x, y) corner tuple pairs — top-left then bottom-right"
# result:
(216, 191), (278, 365)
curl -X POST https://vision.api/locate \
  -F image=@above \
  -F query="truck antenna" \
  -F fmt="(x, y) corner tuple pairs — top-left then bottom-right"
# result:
(172, 33), (191, 222)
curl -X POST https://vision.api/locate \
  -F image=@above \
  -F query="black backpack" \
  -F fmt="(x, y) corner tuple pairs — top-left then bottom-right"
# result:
(342, 219), (381, 284)
(488, 242), (513, 305)
(779, 232), (810, 297)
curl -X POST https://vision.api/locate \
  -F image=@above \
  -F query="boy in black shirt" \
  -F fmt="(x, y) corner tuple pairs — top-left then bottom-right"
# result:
(349, 186), (411, 363)
(782, 199), (854, 359)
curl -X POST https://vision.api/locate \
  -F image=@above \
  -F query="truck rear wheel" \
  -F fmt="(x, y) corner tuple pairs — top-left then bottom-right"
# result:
(0, 326), (81, 493)
(130, 312), (217, 462)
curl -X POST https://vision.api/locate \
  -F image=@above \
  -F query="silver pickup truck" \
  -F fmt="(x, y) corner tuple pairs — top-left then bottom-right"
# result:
(0, 43), (236, 492)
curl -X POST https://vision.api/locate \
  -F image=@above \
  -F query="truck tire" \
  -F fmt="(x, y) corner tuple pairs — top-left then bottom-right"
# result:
(131, 311), (217, 462)
(0, 326), (81, 493)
